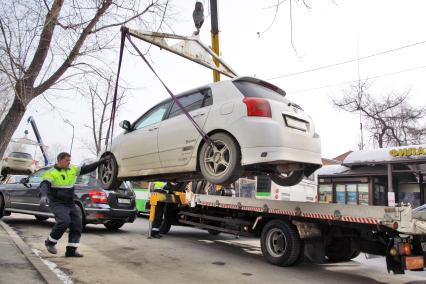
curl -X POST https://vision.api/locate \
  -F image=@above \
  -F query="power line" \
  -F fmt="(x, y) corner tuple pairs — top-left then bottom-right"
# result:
(267, 39), (426, 80)
(286, 64), (426, 95)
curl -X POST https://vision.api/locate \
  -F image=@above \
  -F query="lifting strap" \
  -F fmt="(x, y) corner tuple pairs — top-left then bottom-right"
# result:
(109, 27), (214, 149)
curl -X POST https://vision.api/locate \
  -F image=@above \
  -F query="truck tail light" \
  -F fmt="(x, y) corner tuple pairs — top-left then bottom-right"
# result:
(243, 97), (272, 118)
(89, 190), (108, 203)
(398, 243), (412, 256)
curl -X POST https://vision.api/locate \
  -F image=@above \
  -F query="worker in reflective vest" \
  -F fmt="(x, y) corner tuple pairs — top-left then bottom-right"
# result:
(41, 152), (108, 257)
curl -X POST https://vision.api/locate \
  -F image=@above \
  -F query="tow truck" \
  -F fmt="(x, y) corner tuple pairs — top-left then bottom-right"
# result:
(149, 180), (426, 274)
(109, 17), (426, 274)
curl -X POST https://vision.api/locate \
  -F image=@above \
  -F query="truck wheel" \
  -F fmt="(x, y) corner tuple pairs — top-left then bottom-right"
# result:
(325, 237), (356, 262)
(98, 154), (121, 190)
(261, 219), (302, 266)
(104, 221), (125, 230)
(199, 133), (242, 185)
(271, 170), (304, 187)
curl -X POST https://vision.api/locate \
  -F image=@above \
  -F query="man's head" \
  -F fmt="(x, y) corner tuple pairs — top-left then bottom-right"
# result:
(57, 152), (71, 169)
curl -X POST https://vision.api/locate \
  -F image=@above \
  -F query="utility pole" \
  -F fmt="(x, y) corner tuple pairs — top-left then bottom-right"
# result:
(210, 0), (220, 82)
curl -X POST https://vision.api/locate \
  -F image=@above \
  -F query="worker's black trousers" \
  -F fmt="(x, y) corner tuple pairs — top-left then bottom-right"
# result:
(48, 202), (82, 246)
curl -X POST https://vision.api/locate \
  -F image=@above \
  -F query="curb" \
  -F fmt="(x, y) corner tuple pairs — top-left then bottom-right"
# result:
(0, 220), (62, 284)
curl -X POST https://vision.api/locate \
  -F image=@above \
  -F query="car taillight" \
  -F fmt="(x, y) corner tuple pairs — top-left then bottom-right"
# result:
(243, 97), (272, 118)
(89, 190), (108, 203)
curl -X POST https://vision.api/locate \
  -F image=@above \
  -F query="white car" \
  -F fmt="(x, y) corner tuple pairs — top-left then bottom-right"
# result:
(1, 152), (38, 176)
(99, 77), (321, 189)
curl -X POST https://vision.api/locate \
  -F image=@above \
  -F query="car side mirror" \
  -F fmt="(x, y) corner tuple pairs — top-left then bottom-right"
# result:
(119, 120), (131, 131)
(20, 177), (29, 184)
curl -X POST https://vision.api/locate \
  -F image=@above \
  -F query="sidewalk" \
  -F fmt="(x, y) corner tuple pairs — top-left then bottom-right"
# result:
(0, 220), (61, 284)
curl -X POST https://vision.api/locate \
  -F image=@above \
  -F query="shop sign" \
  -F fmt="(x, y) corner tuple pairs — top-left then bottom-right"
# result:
(389, 147), (425, 158)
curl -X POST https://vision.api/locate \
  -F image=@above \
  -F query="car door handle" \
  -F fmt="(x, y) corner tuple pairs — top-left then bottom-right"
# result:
(193, 113), (205, 118)
(148, 127), (159, 131)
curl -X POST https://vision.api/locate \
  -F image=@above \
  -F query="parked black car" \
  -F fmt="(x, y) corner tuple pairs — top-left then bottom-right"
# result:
(0, 167), (137, 230)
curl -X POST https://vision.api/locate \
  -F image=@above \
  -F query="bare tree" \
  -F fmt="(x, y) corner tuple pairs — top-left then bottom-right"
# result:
(81, 75), (127, 157)
(333, 80), (426, 148)
(0, 0), (172, 159)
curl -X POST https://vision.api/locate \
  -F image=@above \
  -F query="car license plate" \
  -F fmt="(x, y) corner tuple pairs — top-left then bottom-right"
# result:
(421, 242), (426, 252)
(284, 116), (308, 131)
(118, 198), (131, 204)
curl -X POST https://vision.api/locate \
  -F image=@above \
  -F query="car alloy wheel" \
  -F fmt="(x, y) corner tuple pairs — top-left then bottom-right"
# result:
(199, 132), (243, 185)
(203, 140), (231, 177)
(98, 154), (121, 190)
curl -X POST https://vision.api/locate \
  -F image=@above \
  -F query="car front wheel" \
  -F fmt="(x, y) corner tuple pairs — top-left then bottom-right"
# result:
(98, 154), (121, 190)
(270, 170), (304, 187)
(199, 133), (242, 185)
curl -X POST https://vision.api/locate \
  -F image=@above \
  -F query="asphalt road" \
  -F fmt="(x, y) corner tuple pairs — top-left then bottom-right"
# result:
(3, 214), (426, 284)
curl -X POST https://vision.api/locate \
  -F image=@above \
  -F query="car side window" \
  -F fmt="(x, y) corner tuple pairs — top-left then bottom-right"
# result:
(167, 89), (212, 119)
(134, 101), (171, 130)
(29, 169), (49, 183)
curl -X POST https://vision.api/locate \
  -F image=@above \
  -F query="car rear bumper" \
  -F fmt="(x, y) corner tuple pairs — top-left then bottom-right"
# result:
(241, 146), (322, 166)
(84, 207), (137, 224)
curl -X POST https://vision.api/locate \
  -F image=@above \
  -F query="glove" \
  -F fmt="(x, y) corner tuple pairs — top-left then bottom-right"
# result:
(40, 196), (49, 206)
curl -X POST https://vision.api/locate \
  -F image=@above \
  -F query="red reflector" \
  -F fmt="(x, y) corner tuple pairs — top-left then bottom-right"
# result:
(243, 97), (272, 118)
(89, 190), (108, 203)
(95, 214), (105, 219)
(405, 256), (424, 270)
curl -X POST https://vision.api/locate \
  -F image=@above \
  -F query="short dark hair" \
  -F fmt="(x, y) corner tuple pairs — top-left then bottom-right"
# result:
(57, 152), (71, 162)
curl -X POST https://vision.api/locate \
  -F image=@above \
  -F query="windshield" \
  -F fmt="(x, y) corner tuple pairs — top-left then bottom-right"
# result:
(9, 152), (33, 160)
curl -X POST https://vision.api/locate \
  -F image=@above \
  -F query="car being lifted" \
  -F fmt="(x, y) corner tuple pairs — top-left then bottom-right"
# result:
(98, 77), (322, 189)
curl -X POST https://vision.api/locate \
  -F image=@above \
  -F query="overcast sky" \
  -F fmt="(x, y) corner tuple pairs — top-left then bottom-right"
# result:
(14, 0), (426, 164)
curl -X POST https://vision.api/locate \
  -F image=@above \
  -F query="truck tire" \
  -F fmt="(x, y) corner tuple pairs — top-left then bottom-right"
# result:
(199, 133), (243, 185)
(271, 170), (304, 187)
(98, 154), (121, 190)
(325, 237), (356, 262)
(261, 219), (302, 267)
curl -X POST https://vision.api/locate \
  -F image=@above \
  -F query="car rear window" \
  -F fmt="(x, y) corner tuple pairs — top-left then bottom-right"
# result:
(9, 152), (33, 159)
(233, 81), (288, 103)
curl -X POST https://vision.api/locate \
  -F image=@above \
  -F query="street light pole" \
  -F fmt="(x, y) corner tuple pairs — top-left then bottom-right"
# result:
(64, 119), (75, 154)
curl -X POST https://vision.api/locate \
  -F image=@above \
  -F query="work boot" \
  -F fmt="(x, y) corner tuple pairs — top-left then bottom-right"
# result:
(65, 246), (83, 257)
(45, 239), (58, 254)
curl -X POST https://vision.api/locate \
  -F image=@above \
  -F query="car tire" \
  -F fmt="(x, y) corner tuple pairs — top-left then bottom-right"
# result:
(270, 170), (304, 187)
(98, 154), (121, 190)
(207, 229), (221, 236)
(35, 216), (49, 221)
(260, 219), (302, 267)
(0, 194), (4, 219)
(199, 133), (242, 185)
(104, 221), (125, 230)
(76, 204), (87, 232)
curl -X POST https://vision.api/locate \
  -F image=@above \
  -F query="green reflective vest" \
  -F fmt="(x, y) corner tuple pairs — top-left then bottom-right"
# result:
(153, 181), (166, 189)
(42, 165), (80, 188)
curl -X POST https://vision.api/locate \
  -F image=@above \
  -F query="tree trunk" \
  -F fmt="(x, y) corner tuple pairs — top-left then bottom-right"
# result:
(0, 95), (27, 158)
